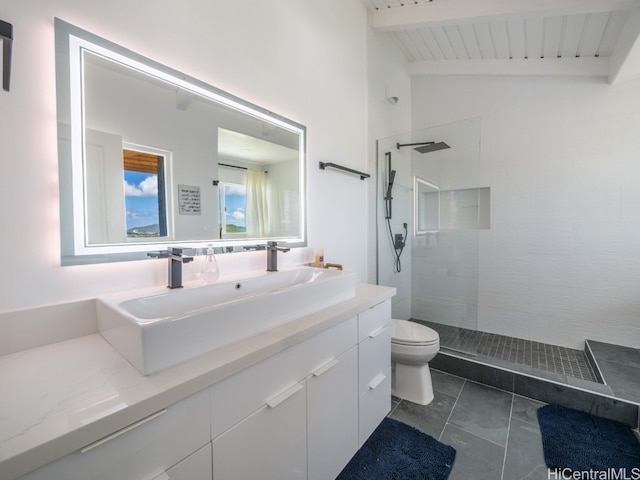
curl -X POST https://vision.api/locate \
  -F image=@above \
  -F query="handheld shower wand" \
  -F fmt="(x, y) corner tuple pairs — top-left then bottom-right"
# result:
(384, 152), (407, 273)
(385, 169), (396, 220)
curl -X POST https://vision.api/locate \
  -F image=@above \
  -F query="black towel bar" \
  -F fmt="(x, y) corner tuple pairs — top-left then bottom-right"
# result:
(1, 20), (12, 92)
(319, 162), (370, 180)
(0, 20), (13, 92)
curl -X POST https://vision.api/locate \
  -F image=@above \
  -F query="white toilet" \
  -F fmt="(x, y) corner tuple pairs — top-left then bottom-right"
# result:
(391, 319), (440, 405)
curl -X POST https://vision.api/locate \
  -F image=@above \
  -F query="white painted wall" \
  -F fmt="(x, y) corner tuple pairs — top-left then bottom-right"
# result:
(0, 0), (408, 313)
(412, 75), (640, 349)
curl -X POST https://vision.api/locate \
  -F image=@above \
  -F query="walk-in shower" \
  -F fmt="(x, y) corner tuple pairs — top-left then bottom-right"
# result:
(377, 117), (603, 390)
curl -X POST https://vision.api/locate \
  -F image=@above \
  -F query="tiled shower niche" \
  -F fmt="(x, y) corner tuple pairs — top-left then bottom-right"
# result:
(415, 185), (490, 232)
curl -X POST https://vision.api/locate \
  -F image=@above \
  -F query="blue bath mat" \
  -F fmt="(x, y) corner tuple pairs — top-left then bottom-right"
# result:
(336, 417), (456, 480)
(537, 404), (640, 471)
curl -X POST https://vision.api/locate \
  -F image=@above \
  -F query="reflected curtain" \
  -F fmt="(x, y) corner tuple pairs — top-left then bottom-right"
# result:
(245, 169), (268, 237)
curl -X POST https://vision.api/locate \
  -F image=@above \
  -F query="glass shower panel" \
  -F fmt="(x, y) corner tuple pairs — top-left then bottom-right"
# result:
(377, 118), (483, 355)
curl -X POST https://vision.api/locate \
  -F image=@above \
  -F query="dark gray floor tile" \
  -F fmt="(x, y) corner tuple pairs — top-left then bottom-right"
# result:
(440, 423), (505, 480)
(587, 340), (640, 403)
(432, 369), (465, 398)
(511, 395), (545, 426)
(503, 418), (547, 480)
(588, 340), (640, 368)
(448, 381), (513, 446)
(389, 391), (457, 440)
(597, 362), (640, 402)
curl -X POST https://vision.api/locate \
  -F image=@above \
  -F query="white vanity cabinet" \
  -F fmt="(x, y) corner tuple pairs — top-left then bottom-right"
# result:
(307, 345), (359, 480)
(9, 290), (394, 480)
(210, 317), (359, 480)
(19, 389), (211, 480)
(357, 299), (392, 446)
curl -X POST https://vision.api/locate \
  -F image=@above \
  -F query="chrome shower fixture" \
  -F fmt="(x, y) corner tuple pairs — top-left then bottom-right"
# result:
(396, 141), (450, 154)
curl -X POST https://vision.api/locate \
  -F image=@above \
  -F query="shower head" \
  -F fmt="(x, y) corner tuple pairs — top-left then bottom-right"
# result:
(396, 141), (451, 154)
(414, 142), (450, 154)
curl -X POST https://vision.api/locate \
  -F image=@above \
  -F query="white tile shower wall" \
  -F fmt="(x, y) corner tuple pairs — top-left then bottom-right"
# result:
(412, 75), (640, 350)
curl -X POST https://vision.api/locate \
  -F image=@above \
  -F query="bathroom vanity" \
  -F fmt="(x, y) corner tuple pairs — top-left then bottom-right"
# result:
(0, 283), (394, 480)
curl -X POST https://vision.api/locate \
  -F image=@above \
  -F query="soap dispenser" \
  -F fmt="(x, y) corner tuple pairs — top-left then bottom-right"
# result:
(200, 246), (219, 282)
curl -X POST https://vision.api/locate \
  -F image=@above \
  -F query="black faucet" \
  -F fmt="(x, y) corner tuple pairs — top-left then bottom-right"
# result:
(148, 247), (193, 289)
(266, 241), (290, 272)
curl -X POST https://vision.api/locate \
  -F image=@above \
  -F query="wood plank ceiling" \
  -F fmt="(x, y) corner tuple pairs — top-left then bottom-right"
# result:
(362, 0), (640, 83)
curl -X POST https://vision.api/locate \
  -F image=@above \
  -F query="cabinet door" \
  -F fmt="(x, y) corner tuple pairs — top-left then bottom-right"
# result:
(212, 382), (307, 480)
(210, 316), (357, 440)
(307, 346), (358, 480)
(163, 443), (212, 480)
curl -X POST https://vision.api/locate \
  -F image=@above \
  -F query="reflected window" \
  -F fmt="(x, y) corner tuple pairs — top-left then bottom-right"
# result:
(123, 149), (167, 238)
(218, 182), (247, 235)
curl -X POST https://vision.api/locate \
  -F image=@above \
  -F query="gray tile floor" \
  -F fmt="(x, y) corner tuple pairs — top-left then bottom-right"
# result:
(419, 320), (598, 383)
(389, 369), (549, 480)
(587, 340), (640, 404)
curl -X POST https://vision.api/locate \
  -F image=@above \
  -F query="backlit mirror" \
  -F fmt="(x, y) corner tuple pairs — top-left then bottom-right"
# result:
(55, 19), (306, 265)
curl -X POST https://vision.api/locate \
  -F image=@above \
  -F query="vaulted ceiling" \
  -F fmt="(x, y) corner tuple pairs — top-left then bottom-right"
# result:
(362, 0), (640, 83)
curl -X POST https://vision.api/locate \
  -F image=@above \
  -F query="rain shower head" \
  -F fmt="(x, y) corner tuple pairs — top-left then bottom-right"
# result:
(396, 141), (451, 154)
(414, 141), (450, 154)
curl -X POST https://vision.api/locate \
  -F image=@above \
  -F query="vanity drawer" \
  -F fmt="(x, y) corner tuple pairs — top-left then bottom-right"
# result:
(358, 299), (391, 342)
(210, 315), (357, 438)
(212, 380), (307, 480)
(358, 367), (391, 447)
(20, 389), (210, 480)
(358, 323), (391, 395)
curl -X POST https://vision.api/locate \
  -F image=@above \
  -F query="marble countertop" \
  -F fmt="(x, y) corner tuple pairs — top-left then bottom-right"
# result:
(0, 283), (395, 480)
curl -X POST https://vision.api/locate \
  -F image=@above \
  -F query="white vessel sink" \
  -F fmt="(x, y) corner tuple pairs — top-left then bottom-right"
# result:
(97, 267), (357, 374)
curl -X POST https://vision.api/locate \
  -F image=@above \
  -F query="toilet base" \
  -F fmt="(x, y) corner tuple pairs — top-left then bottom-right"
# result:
(392, 362), (434, 405)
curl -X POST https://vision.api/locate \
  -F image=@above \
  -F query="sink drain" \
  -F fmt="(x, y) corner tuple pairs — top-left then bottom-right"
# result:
(235, 283), (242, 291)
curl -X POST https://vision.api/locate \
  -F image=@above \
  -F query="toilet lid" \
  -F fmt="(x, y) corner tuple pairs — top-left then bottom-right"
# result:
(392, 319), (439, 345)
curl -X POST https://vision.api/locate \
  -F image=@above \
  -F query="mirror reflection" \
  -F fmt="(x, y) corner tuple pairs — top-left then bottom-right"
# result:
(55, 19), (306, 264)
(414, 177), (440, 234)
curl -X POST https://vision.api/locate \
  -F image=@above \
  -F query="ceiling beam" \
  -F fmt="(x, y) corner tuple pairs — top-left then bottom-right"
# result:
(371, 0), (640, 31)
(609, 9), (640, 83)
(409, 57), (610, 78)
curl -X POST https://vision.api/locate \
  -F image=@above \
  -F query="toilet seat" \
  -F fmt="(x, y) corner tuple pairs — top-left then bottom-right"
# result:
(392, 319), (439, 346)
